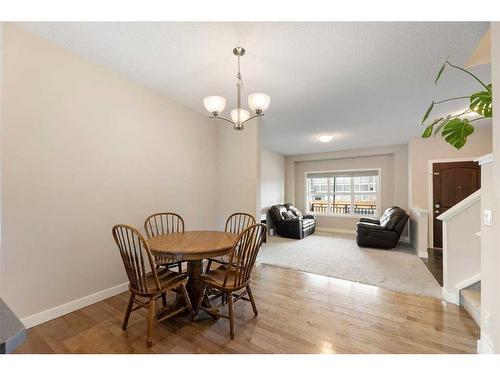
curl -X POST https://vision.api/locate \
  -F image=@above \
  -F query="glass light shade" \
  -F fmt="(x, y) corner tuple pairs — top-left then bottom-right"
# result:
(231, 109), (250, 123)
(203, 96), (226, 114)
(317, 134), (334, 143)
(248, 93), (271, 113)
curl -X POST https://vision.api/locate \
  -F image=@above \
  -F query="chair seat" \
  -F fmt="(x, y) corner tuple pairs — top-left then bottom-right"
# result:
(137, 268), (188, 294)
(201, 266), (241, 290)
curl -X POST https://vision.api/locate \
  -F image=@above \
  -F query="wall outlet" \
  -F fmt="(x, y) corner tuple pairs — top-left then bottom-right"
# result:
(484, 210), (493, 226)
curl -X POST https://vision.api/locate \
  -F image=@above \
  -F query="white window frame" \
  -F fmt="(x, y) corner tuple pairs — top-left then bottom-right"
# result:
(304, 168), (382, 218)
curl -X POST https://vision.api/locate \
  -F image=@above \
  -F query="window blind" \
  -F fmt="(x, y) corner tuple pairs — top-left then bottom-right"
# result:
(305, 170), (379, 179)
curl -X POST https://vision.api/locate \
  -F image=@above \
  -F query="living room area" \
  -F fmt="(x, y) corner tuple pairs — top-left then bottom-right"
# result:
(258, 20), (493, 301)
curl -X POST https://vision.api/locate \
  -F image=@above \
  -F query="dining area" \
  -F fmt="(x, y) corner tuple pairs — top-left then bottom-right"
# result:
(112, 212), (265, 347)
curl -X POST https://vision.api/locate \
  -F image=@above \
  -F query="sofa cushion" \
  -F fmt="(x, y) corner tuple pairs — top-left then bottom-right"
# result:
(285, 204), (303, 219)
(282, 211), (295, 220)
(270, 205), (288, 223)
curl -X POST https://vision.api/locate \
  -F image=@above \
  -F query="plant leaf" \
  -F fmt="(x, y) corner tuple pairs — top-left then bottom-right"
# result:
(470, 84), (492, 117)
(422, 124), (434, 138)
(435, 61), (447, 84)
(422, 117), (443, 138)
(422, 101), (434, 124)
(441, 118), (475, 150)
(433, 115), (450, 137)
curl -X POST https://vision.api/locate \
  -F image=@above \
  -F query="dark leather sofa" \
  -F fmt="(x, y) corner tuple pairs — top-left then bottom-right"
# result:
(269, 204), (316, 239)
(356, 206), (409, 249)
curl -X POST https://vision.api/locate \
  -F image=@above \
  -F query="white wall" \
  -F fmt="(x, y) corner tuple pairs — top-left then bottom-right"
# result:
(260, 147), (285, 210)
(479, 159), (496, 353)
(409, 208), (428, 258)
(285, 144), (408, 232)
(215, 118), (261, 229)
(440, 196), (481, 303)
(0, 25), (219, 321)
(0, 22), (3, 273)
(482, 21), (500, 354)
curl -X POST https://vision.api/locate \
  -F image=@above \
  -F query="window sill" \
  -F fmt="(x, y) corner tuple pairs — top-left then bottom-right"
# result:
(307, 213), (377, 219)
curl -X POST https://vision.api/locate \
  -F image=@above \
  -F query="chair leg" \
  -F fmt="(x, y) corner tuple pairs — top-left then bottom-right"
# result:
(246, 285), (258, 317)
(122, 292), (135, 330)
(195, 284), (207, 319)
(227, 292), (235, 339)
(180, 283), (195, 321)
(178, 262), (183, 273)
(161, 293), (167, 308)
(146, 298), (156, 348)
(205, 260), (213, 273)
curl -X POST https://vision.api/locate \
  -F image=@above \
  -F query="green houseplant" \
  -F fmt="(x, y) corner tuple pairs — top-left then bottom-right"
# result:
(421, 59), (492, 149)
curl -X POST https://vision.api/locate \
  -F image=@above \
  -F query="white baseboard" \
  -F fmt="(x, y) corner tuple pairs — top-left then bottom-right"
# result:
(21, 282), (129, 329)
(418, 250), (428, 258)
(477, 335), (495, 354)
(316, 227), (356, 235)
(441, 287), (458, 305)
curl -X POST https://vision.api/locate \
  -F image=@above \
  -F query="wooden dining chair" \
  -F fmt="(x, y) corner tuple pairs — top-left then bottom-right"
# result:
(144, 212), (185, 273)
(112, 224), (193, 347)
(205, 212), (256, 273)
(195, 223), (266, 339)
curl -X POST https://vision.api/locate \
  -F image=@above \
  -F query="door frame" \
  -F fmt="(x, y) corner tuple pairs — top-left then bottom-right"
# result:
(427, 157), (480, 248)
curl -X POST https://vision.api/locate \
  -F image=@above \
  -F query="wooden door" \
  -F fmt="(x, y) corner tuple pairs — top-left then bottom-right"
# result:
(432, 161), (481, 248)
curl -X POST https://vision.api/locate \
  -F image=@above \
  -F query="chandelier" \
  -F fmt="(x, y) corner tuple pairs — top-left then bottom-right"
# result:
(203, 47), (270, 130)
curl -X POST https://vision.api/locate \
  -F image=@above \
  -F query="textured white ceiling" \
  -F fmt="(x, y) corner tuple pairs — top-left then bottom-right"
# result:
(18, 22), (490, 155)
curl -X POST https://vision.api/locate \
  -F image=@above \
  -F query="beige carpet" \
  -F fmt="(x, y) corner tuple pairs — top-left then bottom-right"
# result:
(257, 231), (442, 299)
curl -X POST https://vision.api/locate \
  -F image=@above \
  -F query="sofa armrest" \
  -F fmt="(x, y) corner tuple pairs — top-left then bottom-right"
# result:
(359, 217), (380, 224)
(357, 222), (385, 231)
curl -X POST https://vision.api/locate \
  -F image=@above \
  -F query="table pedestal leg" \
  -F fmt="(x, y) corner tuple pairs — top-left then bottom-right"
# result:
(187, 260), (219, 319)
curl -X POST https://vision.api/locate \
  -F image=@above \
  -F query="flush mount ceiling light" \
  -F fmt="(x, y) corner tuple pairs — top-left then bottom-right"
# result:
(203, 47), (270, 130)
(317, 134), (334, 143)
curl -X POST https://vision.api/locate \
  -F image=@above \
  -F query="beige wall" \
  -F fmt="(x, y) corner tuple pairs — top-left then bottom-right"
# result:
(408, 123), (492, 209)
(0, 25), (220, 320)
(285, 144), (408, 232)
(260, 147), (285, 210)
(215, 120), (261, 229)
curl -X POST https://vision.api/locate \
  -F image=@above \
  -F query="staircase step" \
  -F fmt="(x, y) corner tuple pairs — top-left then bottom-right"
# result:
(459, 281), (481, 326)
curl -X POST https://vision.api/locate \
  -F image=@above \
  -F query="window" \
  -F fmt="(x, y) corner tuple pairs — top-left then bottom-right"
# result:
(306, 171), (379, 216)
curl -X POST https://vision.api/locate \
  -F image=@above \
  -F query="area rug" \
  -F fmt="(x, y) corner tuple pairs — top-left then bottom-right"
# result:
(257, 231), (442, 299)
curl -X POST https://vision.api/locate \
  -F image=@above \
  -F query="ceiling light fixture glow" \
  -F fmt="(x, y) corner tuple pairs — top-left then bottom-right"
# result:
(317, 134), (334, 143)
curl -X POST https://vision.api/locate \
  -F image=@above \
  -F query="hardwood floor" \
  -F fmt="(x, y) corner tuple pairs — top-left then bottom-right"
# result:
(15, 264), (478, 354)
(421, 248), (443, 286)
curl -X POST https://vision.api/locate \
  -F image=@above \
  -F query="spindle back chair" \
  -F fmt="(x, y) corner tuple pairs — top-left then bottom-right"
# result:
(196, 223), (266, 339)
(205, 212), (256, 272)
(112, 224), (193, 347)
(144, 212), (185, 273)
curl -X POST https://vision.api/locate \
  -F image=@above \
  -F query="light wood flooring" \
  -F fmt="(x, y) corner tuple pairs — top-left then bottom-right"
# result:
(15, 264), (479, 354)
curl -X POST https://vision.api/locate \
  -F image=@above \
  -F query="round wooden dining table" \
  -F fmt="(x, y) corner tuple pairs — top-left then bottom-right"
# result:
(146, 230), (237, 312)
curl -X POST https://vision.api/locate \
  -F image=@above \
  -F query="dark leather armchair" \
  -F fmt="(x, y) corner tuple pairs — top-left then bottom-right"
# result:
(269, 204), (316, 239)
(356, 206), (409, 249)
